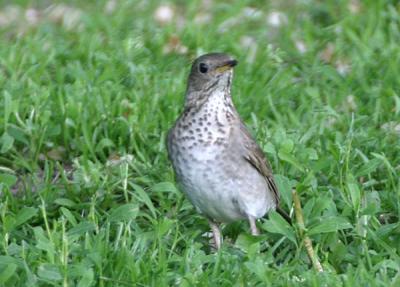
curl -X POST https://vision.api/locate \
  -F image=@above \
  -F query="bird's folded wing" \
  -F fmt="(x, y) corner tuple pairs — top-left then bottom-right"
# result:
(238, 123), (280, 205)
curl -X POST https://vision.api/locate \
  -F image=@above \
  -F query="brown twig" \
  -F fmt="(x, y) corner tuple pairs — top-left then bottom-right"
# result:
(292, 189), (323, 272)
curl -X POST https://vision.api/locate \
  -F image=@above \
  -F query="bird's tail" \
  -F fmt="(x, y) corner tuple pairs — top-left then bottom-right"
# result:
(276, 206), (292, 225)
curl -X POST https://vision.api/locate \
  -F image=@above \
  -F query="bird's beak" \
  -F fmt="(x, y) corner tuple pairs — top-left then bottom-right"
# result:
(215, 59), (238, 73)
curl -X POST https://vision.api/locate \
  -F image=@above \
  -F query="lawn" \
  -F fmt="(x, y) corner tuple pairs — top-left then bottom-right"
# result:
(0, 0), (399, 286)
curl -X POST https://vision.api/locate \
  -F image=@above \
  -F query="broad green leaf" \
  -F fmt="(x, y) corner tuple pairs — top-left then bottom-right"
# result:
(347, 182), (360, 212)
(308, 217), (352, 235)
(262, 211), (297, 245)
(280, 138), (294, 153)
(235, 233), (264, 255)
(375, 223), (399, 237)
(356, 158), (382, 177)
(15, 207), (38, 227)
(361, 191), (381, 216)
(0, 256), (20, 267)
(0, 173), (17, 188)
(77, 268), (94, 287)
(45, 124), (61, 137)
(131, 183), (157, 218)
(33, 227), (55, 259)
(3, 91), (12, 125)
(151, 182), (179, 194)
(274, 174), (293, 209)
(23, 261), (37, 286)
(311, 195), (333, 217)
(67, 221), (96, 237)
(0, 263), (17, 284)
(156, 218), (175, 236)
(60, 207), (78, 226)
(7, 125), (29, 145)
(305, 148), (318, 160)
(0, 133), (14, 154)
(263, 142), (276, 155)
(37, 264), (62, 281)
(109, 204), (139, 222)
(2, 215), (16, 233)
(278, 150), (304, 172)
(54, 198), (76, 207)
(95, 138), (115, 152)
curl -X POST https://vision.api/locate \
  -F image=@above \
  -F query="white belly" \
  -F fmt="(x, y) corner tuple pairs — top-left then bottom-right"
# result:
(173, 143), (273, 222)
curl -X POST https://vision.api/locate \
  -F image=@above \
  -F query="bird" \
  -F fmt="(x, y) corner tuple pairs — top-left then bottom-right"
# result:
(167, 53), (290, 249)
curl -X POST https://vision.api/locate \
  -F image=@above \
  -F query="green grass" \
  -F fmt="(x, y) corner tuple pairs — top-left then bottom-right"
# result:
(0, 0), (399, 286)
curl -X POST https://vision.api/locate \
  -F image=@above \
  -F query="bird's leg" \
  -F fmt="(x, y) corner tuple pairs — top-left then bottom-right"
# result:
(248, 216), (260, 236)
(208, 220), (222, 250)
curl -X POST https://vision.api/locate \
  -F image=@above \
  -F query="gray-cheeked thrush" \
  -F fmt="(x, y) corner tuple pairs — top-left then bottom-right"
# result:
(167, 53), (289, 249)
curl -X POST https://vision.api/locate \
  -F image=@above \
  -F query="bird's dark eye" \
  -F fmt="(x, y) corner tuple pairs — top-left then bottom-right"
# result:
(199, 63), (208, 73)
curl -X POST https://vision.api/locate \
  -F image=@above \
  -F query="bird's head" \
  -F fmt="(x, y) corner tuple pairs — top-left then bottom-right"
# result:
(187, 53), (238, 93)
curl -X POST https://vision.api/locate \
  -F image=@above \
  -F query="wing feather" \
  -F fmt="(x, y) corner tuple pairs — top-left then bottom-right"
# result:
(238, 123), (280, 205)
